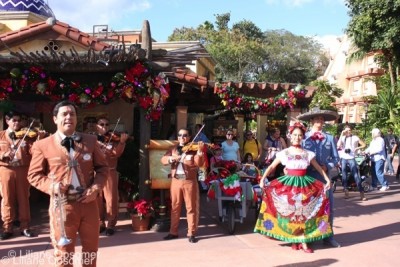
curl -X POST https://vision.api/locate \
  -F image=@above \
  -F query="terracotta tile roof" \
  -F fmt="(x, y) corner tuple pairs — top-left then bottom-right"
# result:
(173, 68), (316, 98)
(0, 17), (110, 51)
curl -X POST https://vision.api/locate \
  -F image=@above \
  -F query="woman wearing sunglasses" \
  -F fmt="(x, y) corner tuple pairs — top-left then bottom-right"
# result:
(221, 130), (241, 162)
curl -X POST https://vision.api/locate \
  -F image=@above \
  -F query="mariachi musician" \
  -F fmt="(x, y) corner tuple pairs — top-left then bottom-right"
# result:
(0, 111), (45, 240)
(94, 116), (129, 236)
(161, 128), (205, 243)
(28, 101), (108, 267)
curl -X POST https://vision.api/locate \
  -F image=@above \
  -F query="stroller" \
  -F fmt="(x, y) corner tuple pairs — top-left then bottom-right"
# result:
(331, 154), (371, 193)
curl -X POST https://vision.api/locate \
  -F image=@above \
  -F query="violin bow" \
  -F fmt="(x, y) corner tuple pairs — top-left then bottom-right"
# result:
(104, 117), (121, 148)
(11, 120), (35, 161)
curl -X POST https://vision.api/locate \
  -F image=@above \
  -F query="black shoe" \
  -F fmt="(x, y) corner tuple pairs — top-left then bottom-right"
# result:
(323, 237), (341, 248)
(0, 232), (13, 240)
(105, 228), (115, 236)
(163, 234), (178, 240)
(21, 229), (35, 238)
(188, 236), (198, 243)
(99, 225), (106, 234)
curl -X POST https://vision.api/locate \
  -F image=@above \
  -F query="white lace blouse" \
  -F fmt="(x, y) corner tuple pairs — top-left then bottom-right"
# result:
(276, 149), (315, 170)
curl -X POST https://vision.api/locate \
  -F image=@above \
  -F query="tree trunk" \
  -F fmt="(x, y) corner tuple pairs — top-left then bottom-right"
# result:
(387, 61), (397, 94)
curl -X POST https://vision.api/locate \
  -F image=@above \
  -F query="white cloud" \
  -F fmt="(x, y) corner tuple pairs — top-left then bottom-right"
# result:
(48, 0), (151, 32)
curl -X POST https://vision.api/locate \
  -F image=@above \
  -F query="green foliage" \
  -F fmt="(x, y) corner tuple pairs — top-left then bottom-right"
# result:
(346, 0), (400, 91)
(323, 123), (338, 137)
(309, 80), (344, 111)
(257, 30), (328, 84)
(365, 76), (400, 127)
(168, 13), (328, 84)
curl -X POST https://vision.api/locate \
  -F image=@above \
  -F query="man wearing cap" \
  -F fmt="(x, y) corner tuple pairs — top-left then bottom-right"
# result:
(297, 107), (341, 248)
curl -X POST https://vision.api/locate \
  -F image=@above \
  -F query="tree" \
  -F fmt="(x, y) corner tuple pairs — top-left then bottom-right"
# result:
(309, 80), (344, 111)
(364, 74), (400, 130)
(168, 13), (328, 84)
(345, 0), (400, 93)
(257, 30), (328, 84)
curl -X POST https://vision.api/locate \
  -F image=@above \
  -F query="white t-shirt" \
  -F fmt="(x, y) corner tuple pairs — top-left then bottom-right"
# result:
(338, 135), (360, 159)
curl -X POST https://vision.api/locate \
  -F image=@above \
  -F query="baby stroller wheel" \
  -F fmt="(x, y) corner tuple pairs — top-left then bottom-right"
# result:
(362, 181), (370, 192)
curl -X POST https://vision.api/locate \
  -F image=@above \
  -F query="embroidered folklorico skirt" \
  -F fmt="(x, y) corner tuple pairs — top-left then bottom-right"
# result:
(254, 171), (332, 243)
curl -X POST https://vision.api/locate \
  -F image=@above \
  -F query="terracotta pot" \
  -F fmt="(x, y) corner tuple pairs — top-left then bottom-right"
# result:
(131, 214), (151, 231)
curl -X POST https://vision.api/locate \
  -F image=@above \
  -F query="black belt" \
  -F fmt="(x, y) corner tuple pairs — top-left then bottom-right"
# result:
(174, 174), (186, 179)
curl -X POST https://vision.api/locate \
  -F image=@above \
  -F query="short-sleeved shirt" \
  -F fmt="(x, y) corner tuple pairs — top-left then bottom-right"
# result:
(338, 135), (360, 159)
(243, 138), (261, 159)
(221, 141), (240, 161)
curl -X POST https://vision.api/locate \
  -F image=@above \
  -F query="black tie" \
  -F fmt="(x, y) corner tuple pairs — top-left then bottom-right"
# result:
(61, 137), (74, 152)
(177, 145), (184, 155)
(97, 134), (105, 143)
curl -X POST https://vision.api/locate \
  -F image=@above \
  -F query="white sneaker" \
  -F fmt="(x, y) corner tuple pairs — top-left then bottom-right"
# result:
(379, 186), (389, 192)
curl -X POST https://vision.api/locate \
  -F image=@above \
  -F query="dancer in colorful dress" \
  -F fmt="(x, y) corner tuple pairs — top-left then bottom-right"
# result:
(254, 122), (332, 253)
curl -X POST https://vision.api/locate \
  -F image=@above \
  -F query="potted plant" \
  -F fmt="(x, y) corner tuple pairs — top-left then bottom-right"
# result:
(127, 194), (154, 231)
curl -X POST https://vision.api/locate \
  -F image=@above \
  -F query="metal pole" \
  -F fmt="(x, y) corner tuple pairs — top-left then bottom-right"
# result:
(364, 104), (368, 139)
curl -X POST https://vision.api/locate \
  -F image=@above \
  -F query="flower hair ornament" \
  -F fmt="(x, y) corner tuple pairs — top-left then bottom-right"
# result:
(288, 121), (307, 135)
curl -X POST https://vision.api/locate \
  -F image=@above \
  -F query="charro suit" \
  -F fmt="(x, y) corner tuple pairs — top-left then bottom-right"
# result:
(303, 131), (339, 181)
(28, 132), (108, 267)
(97, 138), (126, 229)
(0, 130), (34, 233)
(303, 131), (339, 226)
(161, 146), (204, 237)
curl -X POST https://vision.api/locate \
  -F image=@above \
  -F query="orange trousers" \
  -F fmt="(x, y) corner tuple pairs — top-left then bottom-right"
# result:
(0, 166), (30, 232)
(169, 177), (199, 236)
(97, 169), (119, 228)
(50, 200), (99, 267)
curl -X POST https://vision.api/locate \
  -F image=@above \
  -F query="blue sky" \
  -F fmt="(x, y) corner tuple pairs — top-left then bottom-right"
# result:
(49, 0), (349, 46)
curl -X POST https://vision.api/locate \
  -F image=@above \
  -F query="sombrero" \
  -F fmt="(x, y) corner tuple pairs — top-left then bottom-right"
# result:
(296, 107), (339, 121)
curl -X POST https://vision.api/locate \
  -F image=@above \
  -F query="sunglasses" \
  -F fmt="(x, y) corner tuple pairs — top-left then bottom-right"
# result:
(178, 134), (188, 137)
(226, 133), (233, 136)
(98, 123), (109, 127)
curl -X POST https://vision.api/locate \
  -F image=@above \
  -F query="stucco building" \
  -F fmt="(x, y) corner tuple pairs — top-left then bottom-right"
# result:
(322, 35), (385, 124)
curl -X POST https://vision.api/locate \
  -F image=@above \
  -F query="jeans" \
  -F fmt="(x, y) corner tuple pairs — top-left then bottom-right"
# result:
(341, 158), (362, 192)
(384, 151), (394, 173)
(371, 159), (389, 188)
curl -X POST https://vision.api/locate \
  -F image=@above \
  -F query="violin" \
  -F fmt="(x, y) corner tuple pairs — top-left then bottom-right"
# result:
(103, 131), (133, 143)
(14, 129), (38, 139)
(182, 142), (218, 153)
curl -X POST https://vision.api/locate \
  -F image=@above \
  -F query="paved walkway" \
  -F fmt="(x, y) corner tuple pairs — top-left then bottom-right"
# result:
(1, 175), (399, 267)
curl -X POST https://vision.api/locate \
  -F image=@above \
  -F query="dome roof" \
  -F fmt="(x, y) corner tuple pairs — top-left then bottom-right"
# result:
(0, 0), (55, 18)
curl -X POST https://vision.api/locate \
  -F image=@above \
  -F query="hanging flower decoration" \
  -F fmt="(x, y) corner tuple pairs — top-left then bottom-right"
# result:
(215, 84), (307, 113)
(0, 62), (170, 121)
